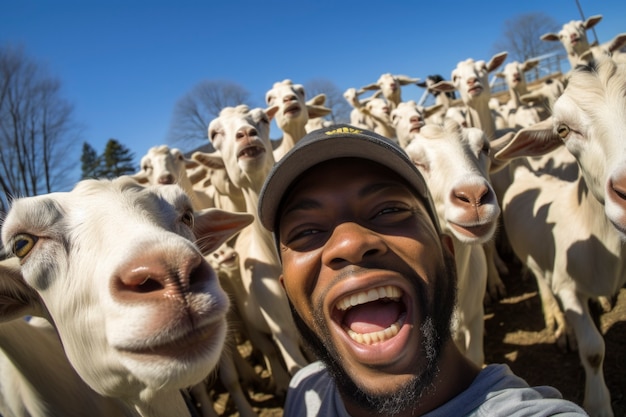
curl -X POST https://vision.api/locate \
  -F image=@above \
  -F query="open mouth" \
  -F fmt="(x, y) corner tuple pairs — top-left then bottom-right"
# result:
(335, 285), (406, 345)
(284, 103), (301, 116)
(468, 86), (483, 96)
(410, 121), (424, 134)
(237, 144), (265, 159)
(220, 252), (238, 267)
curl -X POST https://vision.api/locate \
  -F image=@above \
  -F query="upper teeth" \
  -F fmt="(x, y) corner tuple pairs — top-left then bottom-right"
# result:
(336, 285), (402, 311)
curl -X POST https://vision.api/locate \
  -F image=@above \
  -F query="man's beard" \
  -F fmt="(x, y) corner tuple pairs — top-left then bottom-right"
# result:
(290, 252), (458, 416)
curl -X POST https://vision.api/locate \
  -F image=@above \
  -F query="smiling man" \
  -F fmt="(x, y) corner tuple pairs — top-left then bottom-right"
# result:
(258, 124), (587, 417)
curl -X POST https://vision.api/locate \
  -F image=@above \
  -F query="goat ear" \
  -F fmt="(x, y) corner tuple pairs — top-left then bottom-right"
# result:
(360, 83), (379, 92)
(193, 209), (254, 255)
(540, 33), (559, 42)
(306, 93), (326, 107)
(395, 75), (421, 85)
(187, 167), (208, 185)
(184, 158), (200, 170)
(487, 52), (508, 73)
(0, 257), (45, 322)
(423, 103), (444, 119)
(130, 171), (150, 185)
(307, 104), (332, 119)
(607, 33), (626, 54)
(431, 80), (456, 93)
(584, 14), (603, 30)
(265, 105), (279, 121)
(494, 118), (561, 163)
(522, 58), (540, 73)
(193, 151), (226, 170)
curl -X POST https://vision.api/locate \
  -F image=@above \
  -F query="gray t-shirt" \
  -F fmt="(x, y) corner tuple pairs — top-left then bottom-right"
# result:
(283, 361), (589, 416)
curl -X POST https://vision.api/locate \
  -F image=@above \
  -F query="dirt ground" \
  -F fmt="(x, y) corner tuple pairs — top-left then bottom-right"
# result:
(208, 258), (626, 417)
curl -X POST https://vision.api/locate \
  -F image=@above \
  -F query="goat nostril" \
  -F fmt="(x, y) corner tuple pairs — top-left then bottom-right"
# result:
(187, 260), (214, 288)
(133, 277), (165, 293)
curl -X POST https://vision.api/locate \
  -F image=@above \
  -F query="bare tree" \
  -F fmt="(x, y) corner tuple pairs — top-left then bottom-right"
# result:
(492, 12), (562, 63)
(167, 80), (252, 151)
(0, 44), (80, 210)
(304, 78), (351, 125)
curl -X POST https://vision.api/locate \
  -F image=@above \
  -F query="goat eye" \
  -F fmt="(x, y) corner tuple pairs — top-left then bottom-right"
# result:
(556, 124), (570, 139)
(12, 233), (38, 259)
(181, 210), (194, 228)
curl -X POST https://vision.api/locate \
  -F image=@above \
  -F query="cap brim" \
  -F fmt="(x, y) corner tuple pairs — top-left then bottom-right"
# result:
(258, 131), (434, 233)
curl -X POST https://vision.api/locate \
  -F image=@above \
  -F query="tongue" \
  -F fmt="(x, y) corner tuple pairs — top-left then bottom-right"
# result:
(343, 300), (401, 334)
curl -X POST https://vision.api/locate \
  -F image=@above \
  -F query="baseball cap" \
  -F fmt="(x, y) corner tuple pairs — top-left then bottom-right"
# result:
(258, 124), (440, 235)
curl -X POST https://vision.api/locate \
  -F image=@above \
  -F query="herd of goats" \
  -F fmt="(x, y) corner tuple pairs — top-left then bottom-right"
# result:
(0, 12), (625, 417)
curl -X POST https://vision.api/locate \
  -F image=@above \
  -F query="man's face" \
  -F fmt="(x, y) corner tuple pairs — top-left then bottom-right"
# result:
(278, 158), (456, 412)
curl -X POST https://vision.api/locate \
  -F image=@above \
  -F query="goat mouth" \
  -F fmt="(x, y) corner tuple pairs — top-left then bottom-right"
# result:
(449, 221), (493, 240)
(333, 285), (407, 345)
(117, 321), (226, 359)
(284, 103), (301, 115)
(219, 253), (238, 267)
(237, 145), (265, 159)
(410, 121), (424, 133)
(468, 86), (483, 96)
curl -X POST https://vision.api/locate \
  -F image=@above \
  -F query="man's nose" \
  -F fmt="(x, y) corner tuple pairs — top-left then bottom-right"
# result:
(321, 222), (386, 267)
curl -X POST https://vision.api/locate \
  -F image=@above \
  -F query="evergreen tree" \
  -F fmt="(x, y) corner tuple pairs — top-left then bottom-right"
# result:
(80, 142), (102, 179)
(100, 139), (136, 179)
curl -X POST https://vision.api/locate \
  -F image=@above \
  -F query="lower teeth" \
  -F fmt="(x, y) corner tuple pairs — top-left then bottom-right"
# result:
(345, 320), (402, 345)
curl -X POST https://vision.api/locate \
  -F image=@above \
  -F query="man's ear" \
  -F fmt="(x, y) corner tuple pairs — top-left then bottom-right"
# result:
(440, 234), (455, 257)
(279, 274), (286, 290)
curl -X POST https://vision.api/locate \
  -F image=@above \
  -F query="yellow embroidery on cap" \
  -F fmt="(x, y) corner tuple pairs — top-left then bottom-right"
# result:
(324, 127), (363, 136)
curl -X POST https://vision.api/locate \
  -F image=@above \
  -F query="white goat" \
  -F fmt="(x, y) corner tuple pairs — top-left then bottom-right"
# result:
(494, 59), (546, 128)
(431, 51), (515, 303)
(190, 150), (246, 215)
(406, 121), (501, 366)
(520, 75), (566, 112)
(417, 75), (457, 104)
(390, 100), (443, 148)
(359, 73), (420, 110)
(206, 242), (267, 407)
(358, 97), (397, 141)
(304, 93), (334, 133)
(0, 177), (254, 417)
(343, 87), (382, 129)
(265, 79), (331, 161)
(208, 104), (310, 396)
(132, 145), (215, 211)
(0, 310), (133, 417)
(494, 57), (626, 417)
(540, 15), (626, 68)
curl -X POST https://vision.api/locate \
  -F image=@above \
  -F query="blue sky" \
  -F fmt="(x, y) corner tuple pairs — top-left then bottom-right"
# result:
(1, 0), (625, 178)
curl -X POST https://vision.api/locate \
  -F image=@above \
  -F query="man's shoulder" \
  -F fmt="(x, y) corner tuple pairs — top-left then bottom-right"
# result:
(284, 361), (349, 417)
(289, 361), (332, 390)
(454, 364), (588, 416)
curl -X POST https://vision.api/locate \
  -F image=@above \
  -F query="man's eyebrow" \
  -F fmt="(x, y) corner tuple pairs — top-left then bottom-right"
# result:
(358, 181), (408, 198)
(282, 197), (321, 218)
(282, 180), (413, 218)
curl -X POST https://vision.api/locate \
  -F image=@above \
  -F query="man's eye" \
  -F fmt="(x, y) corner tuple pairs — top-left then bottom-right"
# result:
(290, 228), (321, 241)
(376, 207), (405, 216)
